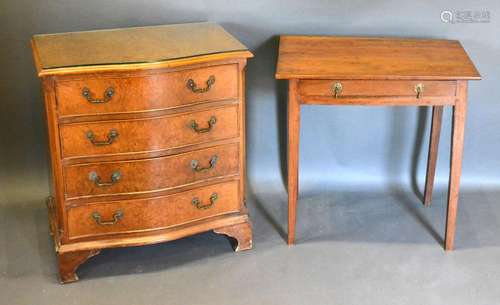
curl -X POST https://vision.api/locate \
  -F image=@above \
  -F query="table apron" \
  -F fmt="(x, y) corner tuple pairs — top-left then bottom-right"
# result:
(299, 95), (456, 106)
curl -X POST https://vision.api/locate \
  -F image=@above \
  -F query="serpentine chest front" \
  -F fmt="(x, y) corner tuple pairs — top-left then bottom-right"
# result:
(32, 22), (253, 283)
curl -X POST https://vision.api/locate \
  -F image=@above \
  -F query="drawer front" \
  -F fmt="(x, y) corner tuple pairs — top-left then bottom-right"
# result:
(60, 105), (238, 158)
(299, 80), (456, 97)
(56, 64), (238, 117)
(67, 181), (240, 239)
(64, 143), (239, 199)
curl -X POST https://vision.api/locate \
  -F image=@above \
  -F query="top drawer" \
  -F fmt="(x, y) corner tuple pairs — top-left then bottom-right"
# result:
(299, 80), (456, 98)
(55, 64), (238, 117)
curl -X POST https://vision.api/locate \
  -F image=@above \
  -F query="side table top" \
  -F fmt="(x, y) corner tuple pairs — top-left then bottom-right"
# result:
(275, 35), (480, 80)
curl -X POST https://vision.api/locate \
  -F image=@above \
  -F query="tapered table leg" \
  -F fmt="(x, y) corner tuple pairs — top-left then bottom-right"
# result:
(424, 106), (443, 206)
(445, 81), (467, 251)
(287, 79), (300, 245)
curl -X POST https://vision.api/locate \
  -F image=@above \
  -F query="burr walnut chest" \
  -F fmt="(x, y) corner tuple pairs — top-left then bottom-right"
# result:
(31, 22), (253, 283)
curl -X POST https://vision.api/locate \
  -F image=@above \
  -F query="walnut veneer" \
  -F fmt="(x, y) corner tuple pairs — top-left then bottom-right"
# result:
(32, 22), (253, 283)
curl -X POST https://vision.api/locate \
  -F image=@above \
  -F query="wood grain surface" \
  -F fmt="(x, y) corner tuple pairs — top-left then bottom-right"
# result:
(67, 181), (240, 239)
(60, 105), (239, 158)
(32, 23), (249, 71)
(276, 36), (480, 80)
(56, 64), (238, 117)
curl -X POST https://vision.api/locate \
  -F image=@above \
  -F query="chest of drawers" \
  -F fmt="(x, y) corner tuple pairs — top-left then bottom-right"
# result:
(31, 22), (253, 283)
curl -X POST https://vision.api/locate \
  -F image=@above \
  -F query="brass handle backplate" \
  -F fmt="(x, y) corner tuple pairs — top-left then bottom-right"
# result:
(332, 82), (343, 98)
(191, 193), (218, 210)
(89, 170), (121, 187)
(92, 210), (123, 225)
(86, 129), (118, 146)
(186, 75), (215, 93)
(82, 87), (115, 103)
(191, 116), (217, 133)
(415, 83), (424, 99)
(191, 155), (218, 172)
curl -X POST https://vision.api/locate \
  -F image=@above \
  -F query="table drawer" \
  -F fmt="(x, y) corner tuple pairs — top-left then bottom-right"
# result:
(60, 105), (239, 159)
(67, 180), (240, 239)
(64, 143), (239, 199)
(56, 64), (238, 117)
(299, 80), (456, 98)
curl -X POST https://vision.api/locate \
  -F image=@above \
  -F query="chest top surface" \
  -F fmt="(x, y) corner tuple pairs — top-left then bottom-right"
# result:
(276, 35), (480, 80)
(32, 22), (252, 76)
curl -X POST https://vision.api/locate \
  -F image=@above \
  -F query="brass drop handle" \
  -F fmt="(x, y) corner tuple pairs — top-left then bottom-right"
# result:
(82, 87), (115, 103)
(191, 155), (218, 172)
(187, 75), (216, 93)
(192, 193), (218, 210)
(191, 116), (217, 133)
(92, 210), (123, 226)
(332, 82), (343, 98)
(415, 83), (424, 99)
(86, 129), (118, 146)
(89, 171), (121, 187)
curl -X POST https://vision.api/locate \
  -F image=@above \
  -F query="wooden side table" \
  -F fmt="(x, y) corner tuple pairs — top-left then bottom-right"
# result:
(275, 36), (480, 250)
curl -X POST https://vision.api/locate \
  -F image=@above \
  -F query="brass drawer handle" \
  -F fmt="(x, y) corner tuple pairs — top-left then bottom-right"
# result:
(192, 193), (218, 210)
(186, 75), (215, 93)
(191, 116), (216, 133)
(332, 82), (343, 98)
(191, 155), (218, 172)
(89, 170), (121, 187)
(92, 210), (123, 225)
(82, 87), (115, 103)
(86, 129), (118, 146)
(415, 83), (424, 99)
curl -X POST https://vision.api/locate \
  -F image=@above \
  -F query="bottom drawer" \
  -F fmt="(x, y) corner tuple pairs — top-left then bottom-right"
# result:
(67, 181), (240, 239)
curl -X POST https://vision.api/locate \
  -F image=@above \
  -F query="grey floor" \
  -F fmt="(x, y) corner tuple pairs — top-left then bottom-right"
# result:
(2, 182), (500, 305)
